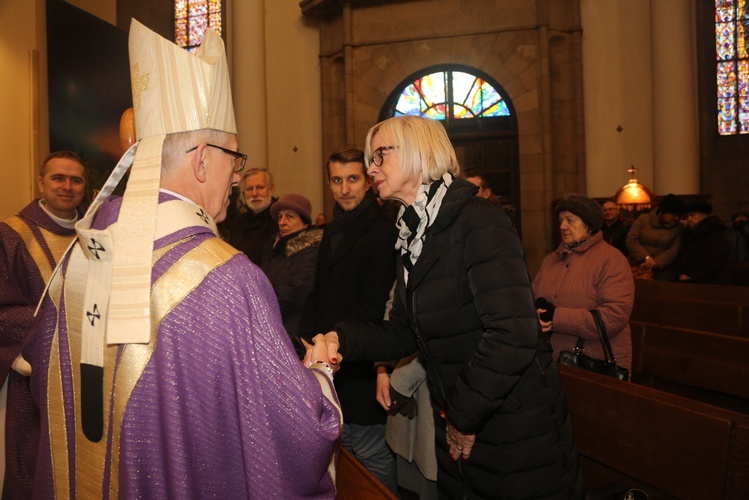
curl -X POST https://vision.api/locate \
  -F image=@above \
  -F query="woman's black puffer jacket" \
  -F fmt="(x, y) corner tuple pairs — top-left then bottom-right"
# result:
(337, 179), (582, 499)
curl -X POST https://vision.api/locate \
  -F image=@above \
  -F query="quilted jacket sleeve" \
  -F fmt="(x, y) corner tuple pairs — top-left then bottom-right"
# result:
(445, 204), (539, 433)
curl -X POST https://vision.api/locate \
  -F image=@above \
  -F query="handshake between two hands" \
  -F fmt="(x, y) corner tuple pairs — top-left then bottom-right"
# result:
(301, 331), (343, 376)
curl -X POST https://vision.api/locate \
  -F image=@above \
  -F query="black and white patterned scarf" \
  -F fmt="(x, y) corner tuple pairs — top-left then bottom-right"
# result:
(395, 173), (453, 284)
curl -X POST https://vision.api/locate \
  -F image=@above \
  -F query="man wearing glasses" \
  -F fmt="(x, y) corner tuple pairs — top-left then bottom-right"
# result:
(26, 21), (342, 498)
(299, 146), (399, 493)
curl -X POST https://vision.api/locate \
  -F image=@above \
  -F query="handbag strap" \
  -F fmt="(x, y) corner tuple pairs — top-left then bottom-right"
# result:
(589, 309), (617, 364)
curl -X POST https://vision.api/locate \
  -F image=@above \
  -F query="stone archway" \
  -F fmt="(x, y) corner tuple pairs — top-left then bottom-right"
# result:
(379, 64), (522, 231)
(306, 0), (585, 272)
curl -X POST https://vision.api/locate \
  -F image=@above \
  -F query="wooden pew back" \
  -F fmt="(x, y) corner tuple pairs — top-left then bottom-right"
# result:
(559, 364), (749, 499)
(631, 280), (749, 337)
(630, 323), (749, 410)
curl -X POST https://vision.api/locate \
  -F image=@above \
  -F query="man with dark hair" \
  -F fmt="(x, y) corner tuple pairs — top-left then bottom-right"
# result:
(0, 150), (86, 496)
(228, 168), (278, 265)
(300, 146), (399, 492)
(462, 166), (495, 201)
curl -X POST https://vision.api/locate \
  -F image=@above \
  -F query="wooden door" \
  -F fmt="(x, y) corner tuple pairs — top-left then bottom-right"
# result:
(453, 138), (520, 233)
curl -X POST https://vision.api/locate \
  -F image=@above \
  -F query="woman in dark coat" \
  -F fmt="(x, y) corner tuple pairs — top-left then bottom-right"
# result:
(313, 116), (582, 499)
(262, 194), (322, 344)
(677, 201), (732, 284)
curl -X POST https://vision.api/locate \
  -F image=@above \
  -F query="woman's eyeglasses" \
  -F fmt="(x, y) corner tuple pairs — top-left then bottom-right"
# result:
(369, 146), (397, 167)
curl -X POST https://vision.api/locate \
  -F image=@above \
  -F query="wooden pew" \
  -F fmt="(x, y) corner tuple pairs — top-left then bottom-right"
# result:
(730, 262), (749, 287)
(336, 447), (396, 499)
(629, 280), (749, 411)
(559, 364), (749, 499)
(630, 323), (749, 413)
(631, 280), (749, 337)
(634, 279), (749, 303)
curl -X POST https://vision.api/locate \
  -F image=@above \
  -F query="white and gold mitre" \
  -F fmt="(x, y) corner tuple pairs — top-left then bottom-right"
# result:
(129, 18), (236, 139)
(102, 20), (237, 344)
(65, 20), (238, 347)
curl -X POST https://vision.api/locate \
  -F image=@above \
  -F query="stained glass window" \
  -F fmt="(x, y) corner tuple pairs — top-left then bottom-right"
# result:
(715, 0), (749, 135)
(175, 0), (222, 53)
(393, 70), (510, 120)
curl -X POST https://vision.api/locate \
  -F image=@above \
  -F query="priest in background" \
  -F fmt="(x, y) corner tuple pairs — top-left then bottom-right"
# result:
(0, 151), (86, 498)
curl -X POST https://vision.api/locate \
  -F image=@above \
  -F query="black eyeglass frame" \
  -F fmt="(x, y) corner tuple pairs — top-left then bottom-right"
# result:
(369, 145), (398, 167)
(186, 143), (247, 174)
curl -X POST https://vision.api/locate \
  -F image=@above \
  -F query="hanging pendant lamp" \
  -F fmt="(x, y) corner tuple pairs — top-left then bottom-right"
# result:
(615, 165), (654, 212)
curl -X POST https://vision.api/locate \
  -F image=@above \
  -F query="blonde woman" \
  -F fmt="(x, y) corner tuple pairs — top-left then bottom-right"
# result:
(314, 116), (582, 499)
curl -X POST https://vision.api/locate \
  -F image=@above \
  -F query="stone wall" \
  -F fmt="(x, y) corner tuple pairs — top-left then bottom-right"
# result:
(304, 0), (585, 271)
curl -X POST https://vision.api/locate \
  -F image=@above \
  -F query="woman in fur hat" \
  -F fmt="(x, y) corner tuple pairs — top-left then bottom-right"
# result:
(262, 193), (323, 349)
(533, 194), (635, 372)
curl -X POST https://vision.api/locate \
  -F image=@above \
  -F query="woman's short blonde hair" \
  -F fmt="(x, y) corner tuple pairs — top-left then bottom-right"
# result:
(364, 116), (460, 184)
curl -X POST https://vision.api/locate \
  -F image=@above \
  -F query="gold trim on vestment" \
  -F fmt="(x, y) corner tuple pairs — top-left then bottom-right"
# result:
(45, 236), (238, 497)
(41, 226), (76, 267)
(46, 272), (70, 499)
(310, 368), (343, 492)
(4, 215), (75, 283)
(107, 238), (237, 496)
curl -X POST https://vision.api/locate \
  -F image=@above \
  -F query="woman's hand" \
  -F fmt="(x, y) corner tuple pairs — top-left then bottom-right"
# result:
(536, 308), (553, 333)
(302, 332), (342, 372)
(375, 366), (392, 411)
(441, 411), (476, 460)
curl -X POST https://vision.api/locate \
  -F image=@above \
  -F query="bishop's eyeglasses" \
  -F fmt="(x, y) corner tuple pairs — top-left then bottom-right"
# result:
(186, 144), (247, 174)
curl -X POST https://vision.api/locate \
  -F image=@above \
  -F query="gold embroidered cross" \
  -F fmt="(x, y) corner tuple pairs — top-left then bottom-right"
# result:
(131, 63), (150, 111)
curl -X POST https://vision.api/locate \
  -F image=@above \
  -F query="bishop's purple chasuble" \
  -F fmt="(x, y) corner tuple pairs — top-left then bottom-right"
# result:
(26, 195), (341, 499)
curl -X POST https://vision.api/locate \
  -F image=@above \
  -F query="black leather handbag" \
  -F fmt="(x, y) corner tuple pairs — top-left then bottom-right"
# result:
(557, 310), (629, 381)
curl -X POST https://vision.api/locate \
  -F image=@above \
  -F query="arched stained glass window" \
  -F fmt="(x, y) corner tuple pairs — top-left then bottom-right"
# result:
(393, 70), (510, 120)
(715, 0), (749, 135)
(381, 66), (519, 229)
(175, 0), (223, 52)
